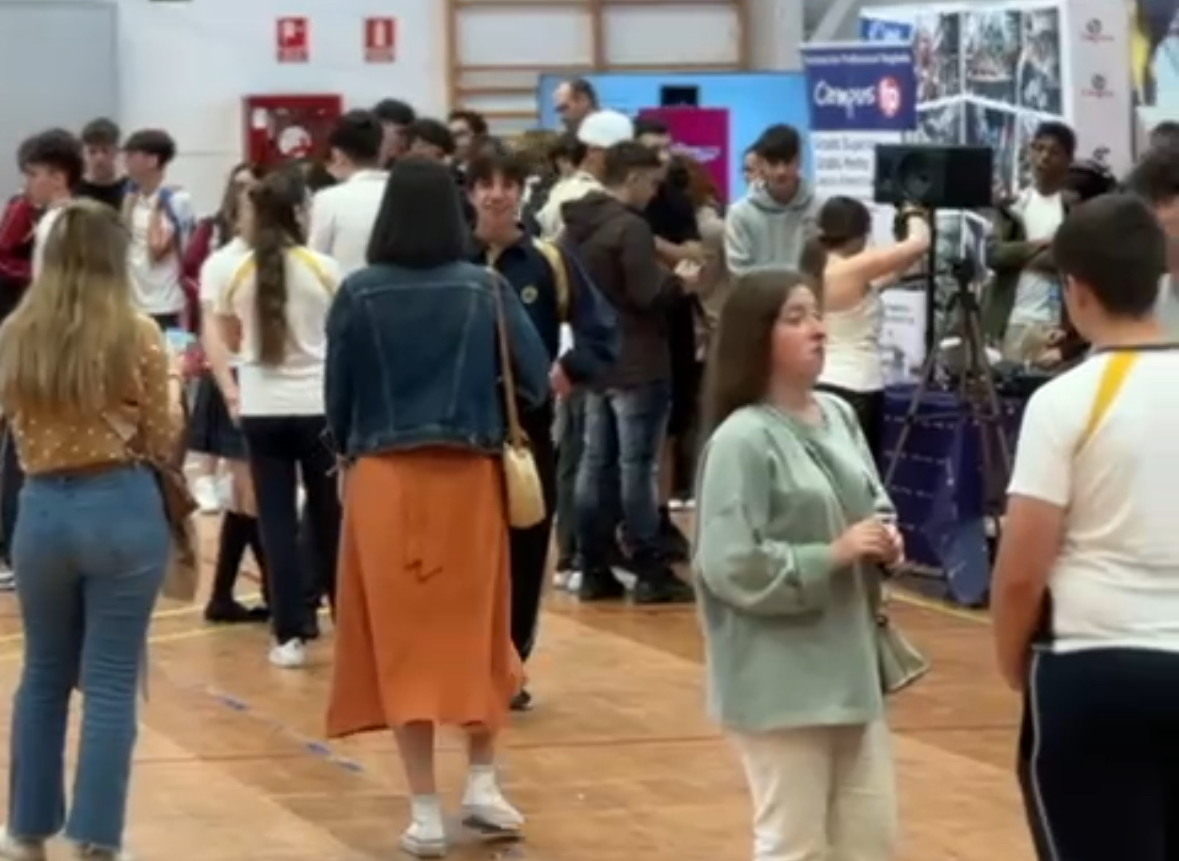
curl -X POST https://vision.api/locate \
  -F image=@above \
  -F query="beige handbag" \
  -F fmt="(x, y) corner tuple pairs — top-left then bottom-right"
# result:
(490, 273), (546, 529)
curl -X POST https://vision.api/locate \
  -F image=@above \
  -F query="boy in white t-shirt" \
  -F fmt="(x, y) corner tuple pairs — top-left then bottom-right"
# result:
(120, 129), (194, 328)
(994, 193), (1179, 859)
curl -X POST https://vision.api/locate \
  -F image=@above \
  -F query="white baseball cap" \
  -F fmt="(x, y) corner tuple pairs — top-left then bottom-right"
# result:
(577, 110), (634, 149)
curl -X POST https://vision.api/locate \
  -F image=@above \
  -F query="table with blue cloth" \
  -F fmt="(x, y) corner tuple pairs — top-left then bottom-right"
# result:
(879, 384), (1027, 606)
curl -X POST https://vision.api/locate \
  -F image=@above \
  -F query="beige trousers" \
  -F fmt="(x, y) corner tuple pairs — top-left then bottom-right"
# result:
(731, 721), (897, 861)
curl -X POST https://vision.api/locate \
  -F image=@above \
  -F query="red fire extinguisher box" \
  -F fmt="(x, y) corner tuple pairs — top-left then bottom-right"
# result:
(242, 94), (343, 171)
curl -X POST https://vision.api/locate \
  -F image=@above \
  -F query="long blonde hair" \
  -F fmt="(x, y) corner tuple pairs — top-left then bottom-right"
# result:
(0, 199), (142, 416)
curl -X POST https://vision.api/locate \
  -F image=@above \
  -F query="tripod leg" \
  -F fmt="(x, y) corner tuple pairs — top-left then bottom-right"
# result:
(883, 332), (942, 487)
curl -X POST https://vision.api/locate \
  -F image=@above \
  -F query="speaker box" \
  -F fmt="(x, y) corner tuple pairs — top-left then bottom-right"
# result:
(873, 144), (994, 210)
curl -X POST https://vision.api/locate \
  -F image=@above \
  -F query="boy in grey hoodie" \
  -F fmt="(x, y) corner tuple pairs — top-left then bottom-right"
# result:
(725, 124), (820, 275)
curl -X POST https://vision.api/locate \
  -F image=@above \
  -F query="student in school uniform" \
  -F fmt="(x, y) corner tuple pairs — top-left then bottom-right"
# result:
(210, 171), (343, 669)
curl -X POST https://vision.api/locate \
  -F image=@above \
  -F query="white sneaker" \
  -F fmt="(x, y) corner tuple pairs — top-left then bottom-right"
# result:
(0, 565), (15, 593)
(399, 796), (446, 858)
(0, 831), (45, 861)
(398, 821), (446, 858)
(565, 569), (583, 593)
(191, 475), (221, 514)
(268, 639), (306, 668)
(460, 767), (524, 836)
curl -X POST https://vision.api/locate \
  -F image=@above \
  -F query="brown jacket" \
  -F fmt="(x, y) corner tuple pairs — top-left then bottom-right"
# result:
(561, 191), (680, 389)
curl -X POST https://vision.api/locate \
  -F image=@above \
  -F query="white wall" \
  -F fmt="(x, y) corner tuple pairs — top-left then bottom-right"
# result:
(118, 0), (811, 212)
(120, 0), (445, 211)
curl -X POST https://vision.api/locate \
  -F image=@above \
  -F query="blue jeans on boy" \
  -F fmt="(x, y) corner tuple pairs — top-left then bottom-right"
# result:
(8, 464), (168, 851)
(575, 380), (669, 576)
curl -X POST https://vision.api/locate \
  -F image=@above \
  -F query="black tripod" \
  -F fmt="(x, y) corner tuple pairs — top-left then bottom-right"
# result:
(882, 259), (1012, 606)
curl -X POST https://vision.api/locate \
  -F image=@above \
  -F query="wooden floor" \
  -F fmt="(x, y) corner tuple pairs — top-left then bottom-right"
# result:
(0, 520), (1034, 861)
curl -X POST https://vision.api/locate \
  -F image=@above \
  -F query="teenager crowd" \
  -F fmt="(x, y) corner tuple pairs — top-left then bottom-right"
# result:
(2, 75), (1173, 861)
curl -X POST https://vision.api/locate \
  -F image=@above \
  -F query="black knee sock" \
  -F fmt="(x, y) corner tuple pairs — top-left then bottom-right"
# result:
(245, 518), (269, 605)
(211, 512), (252, 605)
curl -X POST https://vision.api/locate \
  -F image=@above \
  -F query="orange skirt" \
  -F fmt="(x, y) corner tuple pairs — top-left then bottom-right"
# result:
(325, 448), (521, 739)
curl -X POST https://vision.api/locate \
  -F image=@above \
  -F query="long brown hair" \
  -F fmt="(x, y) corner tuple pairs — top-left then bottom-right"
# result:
(246, 172), (305, 365)
(214, 161), (261, 247)
(700, 269), (813, 437)
(679, 156), (722, 209)
(0, 199), (140, 416)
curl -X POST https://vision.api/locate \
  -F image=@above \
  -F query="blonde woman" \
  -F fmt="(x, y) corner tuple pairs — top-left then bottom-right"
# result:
(0, 199), (182, 861)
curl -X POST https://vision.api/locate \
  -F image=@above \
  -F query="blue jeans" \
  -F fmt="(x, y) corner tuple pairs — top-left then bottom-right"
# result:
(8, 464), (168, 850)
(575, 380), (670, 574)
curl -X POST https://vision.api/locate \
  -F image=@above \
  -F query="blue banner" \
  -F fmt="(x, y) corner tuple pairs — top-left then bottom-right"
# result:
(801, 43), (917, 133)
(859, 16), (913, 43)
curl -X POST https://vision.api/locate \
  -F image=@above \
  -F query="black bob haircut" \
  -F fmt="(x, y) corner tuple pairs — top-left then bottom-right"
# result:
(367, 156), (470, 269)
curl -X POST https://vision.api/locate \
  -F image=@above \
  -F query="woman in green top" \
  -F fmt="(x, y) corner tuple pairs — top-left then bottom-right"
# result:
(694, 269), (904, 861)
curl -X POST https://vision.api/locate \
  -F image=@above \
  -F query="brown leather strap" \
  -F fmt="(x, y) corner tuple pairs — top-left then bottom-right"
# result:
(489, 271), (524, 447)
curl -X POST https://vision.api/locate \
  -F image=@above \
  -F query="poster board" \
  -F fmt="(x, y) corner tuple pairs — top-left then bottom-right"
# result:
(860, 0), (1133, 178)
(1130, 0), (1179, 153)
(800, 41), (930, 380)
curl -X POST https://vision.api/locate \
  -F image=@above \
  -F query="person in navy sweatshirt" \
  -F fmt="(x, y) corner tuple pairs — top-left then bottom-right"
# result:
(467, 146), (617, 711)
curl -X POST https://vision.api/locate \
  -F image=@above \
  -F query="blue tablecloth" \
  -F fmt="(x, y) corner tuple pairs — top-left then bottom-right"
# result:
(880, 385), (1027, 604)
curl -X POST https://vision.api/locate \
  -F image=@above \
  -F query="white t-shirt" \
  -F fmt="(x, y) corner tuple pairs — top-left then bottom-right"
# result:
(127, 188), (194, 316)
(213, 246), (341, 417)
(1008, 349), (1179, 653)
(199, 237), (250, 366)
(1009, 189), (1064, 326)
(31, 204), (65, 280)
(306, 169), (387, 276)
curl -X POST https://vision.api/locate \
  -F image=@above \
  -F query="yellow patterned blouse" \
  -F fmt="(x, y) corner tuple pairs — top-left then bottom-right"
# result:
(7, 315), (182, 475)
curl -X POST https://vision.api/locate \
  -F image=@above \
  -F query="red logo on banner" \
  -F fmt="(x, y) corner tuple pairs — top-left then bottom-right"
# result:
(365, 17), (397, 63)
(277, 16), (309, 63)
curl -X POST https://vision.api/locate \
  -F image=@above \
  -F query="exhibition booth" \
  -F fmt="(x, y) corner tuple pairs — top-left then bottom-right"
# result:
(800, 0), (1134, 604)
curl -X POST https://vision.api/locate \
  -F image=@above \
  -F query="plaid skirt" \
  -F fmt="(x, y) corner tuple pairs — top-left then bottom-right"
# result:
(187, 373), (246, 460)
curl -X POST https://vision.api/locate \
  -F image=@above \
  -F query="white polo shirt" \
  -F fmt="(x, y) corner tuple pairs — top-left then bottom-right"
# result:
(306, 169), (387, 276)
(1009, 348), (1179, 653)
(126, 187), (194, 316)
(213, 246), (341, 417)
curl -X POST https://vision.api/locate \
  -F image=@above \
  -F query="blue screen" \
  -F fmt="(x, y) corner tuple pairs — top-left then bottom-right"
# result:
(536, 72), (812, 200)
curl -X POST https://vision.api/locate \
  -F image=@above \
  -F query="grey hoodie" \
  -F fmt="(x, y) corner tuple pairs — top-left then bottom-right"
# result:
(724, 181), (820, 276)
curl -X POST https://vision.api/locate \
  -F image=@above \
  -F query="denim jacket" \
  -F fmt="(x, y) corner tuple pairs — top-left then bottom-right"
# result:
(324, 260), (552, 458)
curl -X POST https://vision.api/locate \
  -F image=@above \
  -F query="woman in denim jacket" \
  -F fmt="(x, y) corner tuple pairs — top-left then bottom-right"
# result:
(323, 156), (551, 858)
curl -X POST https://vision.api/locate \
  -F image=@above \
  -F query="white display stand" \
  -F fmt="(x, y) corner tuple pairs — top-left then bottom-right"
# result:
(860, 0), (1133, 178)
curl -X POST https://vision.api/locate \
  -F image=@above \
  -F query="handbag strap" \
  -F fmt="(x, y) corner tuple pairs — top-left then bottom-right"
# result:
(489, 271), (525, 448)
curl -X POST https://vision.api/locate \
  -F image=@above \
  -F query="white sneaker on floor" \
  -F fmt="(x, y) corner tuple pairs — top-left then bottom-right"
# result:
(268, 639), (306, 668)
(0, 831), (45, 861)
(0, 566), (15, 593)
(565, 569), (583, 593)
(191, 475), (221, 514)
(461, 768), (524, 836)
(398, 820), (446, 858)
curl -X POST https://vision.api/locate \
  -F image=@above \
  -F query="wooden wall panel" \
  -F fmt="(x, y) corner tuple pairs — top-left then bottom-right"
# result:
(447, 0), (751, 130)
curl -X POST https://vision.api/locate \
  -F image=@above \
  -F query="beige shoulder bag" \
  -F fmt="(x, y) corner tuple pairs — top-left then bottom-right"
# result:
(490, 274), (546, 528)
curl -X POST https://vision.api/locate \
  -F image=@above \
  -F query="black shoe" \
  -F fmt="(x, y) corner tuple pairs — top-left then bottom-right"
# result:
(204, 600), (268, 624)
(633, 572), (694, 605)
(659, 513), (691, 563)
(578, 567), (626, 601)
(510, 688), (534, 712)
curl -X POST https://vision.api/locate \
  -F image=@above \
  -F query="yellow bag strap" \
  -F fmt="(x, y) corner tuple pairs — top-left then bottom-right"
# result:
(531, 237), (570, 321)
(226, 246), (335, 304)
(1076, 352), (1138, 454)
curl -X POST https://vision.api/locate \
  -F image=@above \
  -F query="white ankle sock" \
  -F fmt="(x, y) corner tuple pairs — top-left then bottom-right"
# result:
(409, 794), (442, 825)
